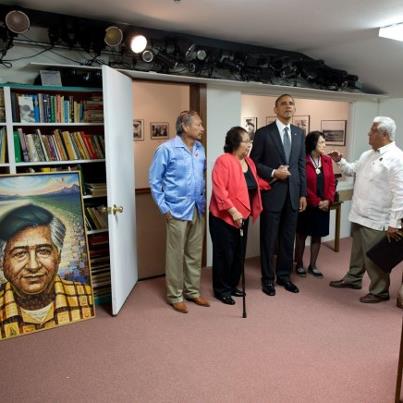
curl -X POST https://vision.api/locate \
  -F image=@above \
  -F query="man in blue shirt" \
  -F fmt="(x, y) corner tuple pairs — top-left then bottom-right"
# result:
(149, 110), (210, 313)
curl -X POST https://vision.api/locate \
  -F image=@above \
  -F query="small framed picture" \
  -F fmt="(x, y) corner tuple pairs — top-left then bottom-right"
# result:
(266, 116), (277, 125)
(321, 120), (347, 146)
(292, 115), (310, 136)
(133, 119), (144, 141)
(150, 122), (169, 140)
(242, 117), (257, 140)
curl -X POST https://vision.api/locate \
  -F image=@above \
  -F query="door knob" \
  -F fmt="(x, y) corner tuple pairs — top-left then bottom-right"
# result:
(100, 204), (124, 215)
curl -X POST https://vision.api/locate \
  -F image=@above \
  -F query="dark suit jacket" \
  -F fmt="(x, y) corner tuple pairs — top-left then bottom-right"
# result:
(250, 122), (306, 212)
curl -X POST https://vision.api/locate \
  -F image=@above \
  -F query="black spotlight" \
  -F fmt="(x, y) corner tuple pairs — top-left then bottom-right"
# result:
(141, 49), (154, 63)
(5, 10), (30, 34)
(104, 26), (123, 47)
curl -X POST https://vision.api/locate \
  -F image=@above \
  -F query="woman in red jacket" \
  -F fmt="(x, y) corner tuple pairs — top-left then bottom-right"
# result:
(209, 126), (270, 305)
(295, 131), (335, 278)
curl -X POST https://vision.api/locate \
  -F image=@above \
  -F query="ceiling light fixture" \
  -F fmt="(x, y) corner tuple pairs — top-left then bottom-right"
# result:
(104, 26), (123, 47)
(130, 34), (147, 53)
(379, 22), (403, 42)
(5, 10), (30, 34)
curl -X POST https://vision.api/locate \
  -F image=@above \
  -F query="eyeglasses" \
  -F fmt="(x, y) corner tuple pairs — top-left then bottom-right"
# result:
(241, 140), (253, 144)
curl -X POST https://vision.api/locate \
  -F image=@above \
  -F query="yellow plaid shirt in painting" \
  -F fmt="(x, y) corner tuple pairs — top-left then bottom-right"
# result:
(0, 275), (94, 340)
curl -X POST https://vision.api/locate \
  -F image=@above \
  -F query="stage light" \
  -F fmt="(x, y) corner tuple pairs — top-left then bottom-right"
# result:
(141, 49), (154, 63)
(379, 22), (403, 42)
(104, 26), (123, 47)
(5, 10), (30, 34)
(130, 34), (147, 53)
(196, 49), (207, 61)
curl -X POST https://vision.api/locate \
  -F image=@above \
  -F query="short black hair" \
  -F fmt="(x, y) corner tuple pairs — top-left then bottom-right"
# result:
(305, 131), (325, 155)
(223, 126), (248, 153)
(275, 93), (295, 107)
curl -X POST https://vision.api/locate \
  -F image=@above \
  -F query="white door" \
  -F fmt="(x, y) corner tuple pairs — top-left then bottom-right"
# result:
(102, 65), (138, 315)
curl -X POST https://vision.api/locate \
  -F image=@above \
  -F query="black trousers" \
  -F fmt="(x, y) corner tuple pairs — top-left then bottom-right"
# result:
(260, 194), (298, 284)
(209, 214), (249, 298)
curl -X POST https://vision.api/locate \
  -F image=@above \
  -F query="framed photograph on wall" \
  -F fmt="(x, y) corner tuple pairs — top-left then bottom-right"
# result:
(321, 120), (347, 146)
(133, 119), (144, 141)
(0, 172), (95, 341)
(242, 117), (257, 140)
(292, 115), (310, 136)
(266, 116), (277, 125)
(150, 122), (169, 140)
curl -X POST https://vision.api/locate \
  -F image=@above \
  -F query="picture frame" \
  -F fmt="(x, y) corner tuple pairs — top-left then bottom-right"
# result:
(150, 122), (169, 140)
(321, 120), (347, 146)
(292, 115), (310, 136)
(266, 115), (277, 125)
(242, 117), (257, 140)
(0, 172), (95, 340)
(133, 119), (144, 141)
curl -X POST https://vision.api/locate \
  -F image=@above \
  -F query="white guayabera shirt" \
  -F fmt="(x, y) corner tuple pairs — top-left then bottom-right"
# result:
(338, 142), (403, 230)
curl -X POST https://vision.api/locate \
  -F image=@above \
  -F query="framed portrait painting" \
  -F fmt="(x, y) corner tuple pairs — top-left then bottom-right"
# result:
(150, 122), (169, 140)
(0, 172), (95, 340)
(242, 117), (257, 140)
(321, 120), (347, 146)
(292, 115), (310, 136)
(133, 119), (144, 141)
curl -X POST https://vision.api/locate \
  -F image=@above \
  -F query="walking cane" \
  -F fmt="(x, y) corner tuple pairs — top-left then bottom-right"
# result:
(240, 221), (247, 318)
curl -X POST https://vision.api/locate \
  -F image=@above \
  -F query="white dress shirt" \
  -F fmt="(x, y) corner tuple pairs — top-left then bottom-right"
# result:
(275, 119), (292, 145)
(338, 142), (403, 230)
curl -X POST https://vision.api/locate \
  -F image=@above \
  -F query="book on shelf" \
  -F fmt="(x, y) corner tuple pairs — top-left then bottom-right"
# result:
(12, 91), (103, 123)
(13, 131), (22, 162)
(17, 95), (35, 123)
(0, 128), (6, 163)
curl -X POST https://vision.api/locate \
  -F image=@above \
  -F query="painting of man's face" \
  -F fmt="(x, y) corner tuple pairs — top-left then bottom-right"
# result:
(3, 225), (60, 295)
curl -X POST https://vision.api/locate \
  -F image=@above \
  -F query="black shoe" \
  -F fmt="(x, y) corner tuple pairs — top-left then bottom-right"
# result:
(262, 282), (276, 296)
(231, 288), (245, 297)
(216, 295), (236, 305)
(276, 279), (299, 293)
(329, 279), (361, 289)
(307, 265), (323, 278)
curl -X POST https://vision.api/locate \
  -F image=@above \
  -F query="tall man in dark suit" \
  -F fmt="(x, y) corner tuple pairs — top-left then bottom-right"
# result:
(251, 94), (307, 296)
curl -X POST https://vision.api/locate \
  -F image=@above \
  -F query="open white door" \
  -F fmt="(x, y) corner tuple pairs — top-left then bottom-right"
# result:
(102, 65), (138, 315)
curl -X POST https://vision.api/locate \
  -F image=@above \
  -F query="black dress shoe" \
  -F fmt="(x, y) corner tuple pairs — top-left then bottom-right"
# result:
(276, 279), (299, 293)
(231, 288), (245, 297)
(216, 295), (236, 305)
(262, 282), (276, 296)
(329, 279), (361, 289)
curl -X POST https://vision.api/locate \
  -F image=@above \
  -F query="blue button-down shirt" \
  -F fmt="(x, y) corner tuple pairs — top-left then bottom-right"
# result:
(149, 136), (206, 220)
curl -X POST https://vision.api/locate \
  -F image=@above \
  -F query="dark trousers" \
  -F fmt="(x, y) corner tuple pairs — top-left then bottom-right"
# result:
(209, 214), (249, 297)
(260, 194), (298, 284)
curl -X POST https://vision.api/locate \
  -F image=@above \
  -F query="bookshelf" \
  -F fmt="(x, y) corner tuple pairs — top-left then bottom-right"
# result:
(0, 83), (111, 304)
(0, 66), (138, 316)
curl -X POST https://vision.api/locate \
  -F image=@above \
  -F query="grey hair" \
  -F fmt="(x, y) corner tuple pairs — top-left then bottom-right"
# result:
(373, 116), (396, 141)
(175, 110), (200, 136)
(0, 216), (65, 266)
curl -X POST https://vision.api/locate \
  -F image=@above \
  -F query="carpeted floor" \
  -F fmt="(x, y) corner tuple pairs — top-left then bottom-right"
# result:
(1, 238), (402, 403)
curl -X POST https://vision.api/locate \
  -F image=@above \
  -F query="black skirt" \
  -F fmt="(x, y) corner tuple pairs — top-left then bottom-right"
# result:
(297, 206), (330, 237)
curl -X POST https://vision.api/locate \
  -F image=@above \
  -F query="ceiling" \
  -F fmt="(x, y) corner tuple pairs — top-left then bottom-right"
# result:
(5, 0), (403, 96)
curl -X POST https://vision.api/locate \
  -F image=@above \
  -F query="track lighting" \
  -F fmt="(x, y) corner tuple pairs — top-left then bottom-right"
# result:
(130, 34), (147, 54)
(5, 10), (30, 34)
(104, 26), (123, 47)
(141, 49), (154, 63)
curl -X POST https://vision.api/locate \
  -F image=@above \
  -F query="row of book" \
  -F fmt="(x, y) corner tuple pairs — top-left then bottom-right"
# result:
(0, 128), (6, 163)
(14, 128), (105, 162)
(88, 233), (111, 298)
(85, 182), (107, 196)
(85, 205), (108, 231)
(0, 90), (4, 123)
(12, 92), (103, 123)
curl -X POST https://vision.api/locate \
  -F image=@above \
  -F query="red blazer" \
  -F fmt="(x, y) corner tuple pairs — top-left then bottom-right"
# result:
(306, 154), (335, 207)
(209, 154), (270, 227)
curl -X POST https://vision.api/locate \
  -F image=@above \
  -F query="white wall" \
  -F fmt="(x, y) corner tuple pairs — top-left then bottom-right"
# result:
(379, 98), (403, 146)
(132, 81), (189, 188)
(206, 86), (241, 265)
